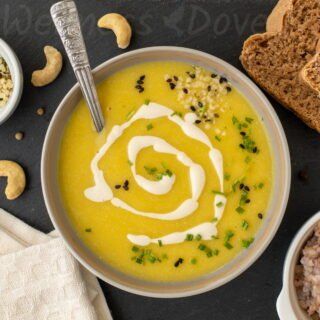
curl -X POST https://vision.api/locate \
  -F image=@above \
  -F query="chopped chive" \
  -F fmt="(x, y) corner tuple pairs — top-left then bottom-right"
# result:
(158, 240), (163, 247)
(242, 237), (254, 248)
(85, 228), (92, 233)
(212, 190), (225, 196)
(195, 234), (202, 241)
(241, 220), (249, 230)
(224, 242), (233, 250)
(245, 117), (254, 124)
(126, 109), (136, 120)
(212, 249), (219, 256)
(236, 206), (245, 214)
(258, 182), (264, 189)
(144, 99), (150, 105)
(146, 123), (154, 131)
(212, 217), (218, 223)
(191, 258), (197, 265)
(198, 244), (206, 251)
(185, 234), (194, 241)
(162, 253), (168, 260)
(215, 135), (221, 142)
(171, 111), (183, 118)
(225, 231), (234, 242)
(216, 201), (224, 208)
(245, 156), (251, 163)
(224, 173), (231, 181)
(132, 246), (139, 252)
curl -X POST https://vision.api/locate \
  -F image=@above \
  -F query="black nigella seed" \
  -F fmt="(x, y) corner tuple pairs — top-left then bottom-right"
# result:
(183, 88), (188, 94)
(140, 75), (145, 80)
(173, 76), (178, 81)
(258, 213), (263, 219)
(169, 83), (176, 90)
(198, 101), (203, 108)
(214, 113), (220, 118)
(226, 86), (232, 92)
(245, 199), (251, 203)
(174, 258), (184, 267)
(252, 147), (258, 153)
(240, 131), (246, 136)
(115, 185), (121, 189)
(195, 120), (201, 124)
(190, 74), (195, 79)
(139, 88), (144, 93)
(211, 73), (217, 78)
(244, 186), (250, 192)
(137, 79), (144, 85)
(219, 77), (228, 83)
(123, 180), (129, 187)
(135, 84), (142, 89)
(166, 78), (172, 83)
(190, 106), (196, 112)
(207, 85), (212, 91)
(240, 144), (245, 149)
(239, 183), (244, 190)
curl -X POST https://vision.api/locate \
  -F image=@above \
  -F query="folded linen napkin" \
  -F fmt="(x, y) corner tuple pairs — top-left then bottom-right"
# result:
(0, 208), (113, 320)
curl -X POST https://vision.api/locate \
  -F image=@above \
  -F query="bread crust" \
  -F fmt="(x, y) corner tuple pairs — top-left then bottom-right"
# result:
(240, 0), (320, 132)
(266, 0), (293, 33)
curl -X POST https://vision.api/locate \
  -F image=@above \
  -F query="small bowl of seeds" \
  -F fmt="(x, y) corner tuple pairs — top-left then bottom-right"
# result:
(0, 38), (23, 125)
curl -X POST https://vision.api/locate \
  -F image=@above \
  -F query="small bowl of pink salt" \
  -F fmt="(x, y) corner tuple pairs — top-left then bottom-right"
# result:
(277, 211), (320, 320)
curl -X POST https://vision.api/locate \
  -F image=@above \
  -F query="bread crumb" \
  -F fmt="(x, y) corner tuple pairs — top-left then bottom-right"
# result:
(36, 107), (45, 116)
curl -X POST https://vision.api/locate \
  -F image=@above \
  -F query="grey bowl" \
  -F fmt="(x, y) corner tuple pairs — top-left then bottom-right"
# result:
(41, 46), (291, 298)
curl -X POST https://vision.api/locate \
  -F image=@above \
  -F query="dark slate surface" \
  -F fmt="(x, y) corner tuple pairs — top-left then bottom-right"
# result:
(0, 1), (319, 319)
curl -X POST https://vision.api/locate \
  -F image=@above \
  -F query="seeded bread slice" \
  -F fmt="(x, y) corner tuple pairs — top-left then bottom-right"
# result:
(240, 0), (320, 132)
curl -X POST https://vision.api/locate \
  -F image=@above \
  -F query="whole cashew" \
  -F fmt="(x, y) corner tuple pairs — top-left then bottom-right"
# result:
(31, 46), (63, 87)
(98, 13), (132, 49)
(0, 160), (26, 200)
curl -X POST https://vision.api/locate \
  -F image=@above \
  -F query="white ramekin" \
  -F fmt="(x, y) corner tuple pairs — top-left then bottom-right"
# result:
(42, 46), (291, 298)
(277, 211), (320, 320)
(0, 39), (23, 125)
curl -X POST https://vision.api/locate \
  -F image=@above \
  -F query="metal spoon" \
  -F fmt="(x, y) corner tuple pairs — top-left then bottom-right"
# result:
(50, 0), (104, 132)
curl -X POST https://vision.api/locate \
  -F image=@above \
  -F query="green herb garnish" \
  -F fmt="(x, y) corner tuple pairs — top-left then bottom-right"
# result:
(85, 228), (92, 233)
(215, 135), (221, 142)
(191, 258), (197, 265)
(146, 123), (154, 131)
(144, 99), (150, 105)
(216, 201), (224, 208)
(236, 206), (245, 214)
(132, 246), (139, 252)
(185, 234), (194, 241)
(241, 220), (249, 230)
(212, 190), (225, 196)
(242, 237), (254, 248)
(158, 240), (163, 247)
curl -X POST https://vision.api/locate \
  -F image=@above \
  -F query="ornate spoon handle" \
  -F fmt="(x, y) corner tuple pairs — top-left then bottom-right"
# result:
(50, 0), (104, 132)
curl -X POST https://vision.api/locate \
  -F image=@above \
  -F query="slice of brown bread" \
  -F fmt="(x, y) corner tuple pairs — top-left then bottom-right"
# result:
(240, 0), (320, 132)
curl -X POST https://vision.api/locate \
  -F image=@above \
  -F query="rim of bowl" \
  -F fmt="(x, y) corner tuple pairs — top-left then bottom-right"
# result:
(0, 39), (23, 125)
(41, 46), (291, 298)
(281, 211), (320, 319)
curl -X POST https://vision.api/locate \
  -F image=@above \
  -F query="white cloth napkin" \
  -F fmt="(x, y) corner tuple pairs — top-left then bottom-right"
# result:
(0, 208), (113, 320)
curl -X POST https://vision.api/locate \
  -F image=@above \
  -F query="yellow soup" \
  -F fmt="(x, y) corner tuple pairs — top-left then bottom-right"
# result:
(59, 61), (273, 282)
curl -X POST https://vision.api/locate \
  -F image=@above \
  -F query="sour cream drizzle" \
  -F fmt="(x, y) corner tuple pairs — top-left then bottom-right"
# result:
(84, 102), (226, 246)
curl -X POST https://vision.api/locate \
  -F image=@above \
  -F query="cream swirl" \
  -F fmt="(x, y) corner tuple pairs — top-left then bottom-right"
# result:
(84, 102), (226, 246)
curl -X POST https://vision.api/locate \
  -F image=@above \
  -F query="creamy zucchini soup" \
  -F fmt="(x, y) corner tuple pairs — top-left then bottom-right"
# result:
(59, 61), (273, 282)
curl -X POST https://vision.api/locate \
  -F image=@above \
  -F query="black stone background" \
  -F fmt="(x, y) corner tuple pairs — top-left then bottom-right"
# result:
(0, 1), (319, 319)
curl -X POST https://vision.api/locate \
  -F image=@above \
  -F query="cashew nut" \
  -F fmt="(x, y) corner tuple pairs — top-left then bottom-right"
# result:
(0, 160), (26, 200)
(31, 46), (63, 87)
(98, 13), (132, 49)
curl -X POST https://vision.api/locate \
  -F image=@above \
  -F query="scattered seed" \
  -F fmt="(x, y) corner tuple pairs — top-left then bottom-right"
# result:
(258, 213), (264, 219)
(115, 185), (121, 189)
(14, 132), (24, 141)
(174, 258), (184, 267)
(195, 119), (201, 124)
(190, 106), (196, 112)
(173, 75), (178, 81)
(183, 88), (188, 94)
(36, 107), (45, 116)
